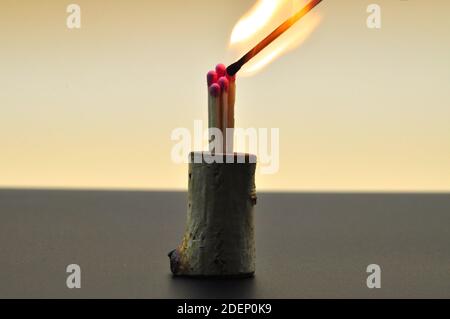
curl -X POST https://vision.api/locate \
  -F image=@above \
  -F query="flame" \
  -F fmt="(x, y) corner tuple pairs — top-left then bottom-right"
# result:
(229, 0), (321, 76)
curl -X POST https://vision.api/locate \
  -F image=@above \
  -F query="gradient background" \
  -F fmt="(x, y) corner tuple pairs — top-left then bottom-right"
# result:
(0, 0), (449, 192)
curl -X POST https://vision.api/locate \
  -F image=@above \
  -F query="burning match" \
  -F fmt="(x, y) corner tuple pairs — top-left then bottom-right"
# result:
(227, 0), (323, 76)
(205, 0), (323, 154)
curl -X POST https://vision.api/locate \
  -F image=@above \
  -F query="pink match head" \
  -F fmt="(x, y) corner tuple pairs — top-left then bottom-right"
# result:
(218, 77), (229, 92)
(216, 64), (227, 78)
(207, 70), (218, 86)
(209, 83), (221, 97)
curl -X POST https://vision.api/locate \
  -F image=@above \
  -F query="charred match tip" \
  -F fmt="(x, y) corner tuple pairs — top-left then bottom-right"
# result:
(207, 70), (218, 86)
(226, 71), (236, 82)
(218, 77), (229, 92)
(209, 83), (221, 97)
(226, 61), (242, 78)
(216, 64), (227, 78)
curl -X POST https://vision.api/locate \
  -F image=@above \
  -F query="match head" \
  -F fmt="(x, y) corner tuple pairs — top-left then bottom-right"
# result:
(218, 77), (229, 92)
(207, 70), (218, 86)
(216, 64), (227, 78)
(209, 83), (221, 97)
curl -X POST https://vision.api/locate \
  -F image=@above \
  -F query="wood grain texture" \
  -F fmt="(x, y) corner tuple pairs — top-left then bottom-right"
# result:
(169, 152), (257, 277)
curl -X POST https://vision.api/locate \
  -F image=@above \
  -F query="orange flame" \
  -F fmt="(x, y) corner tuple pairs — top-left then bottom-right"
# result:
(229, 0), (321, 76)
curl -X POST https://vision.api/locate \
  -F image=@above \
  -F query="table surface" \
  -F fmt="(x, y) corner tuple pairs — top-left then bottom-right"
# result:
(0, 189), (449, 299)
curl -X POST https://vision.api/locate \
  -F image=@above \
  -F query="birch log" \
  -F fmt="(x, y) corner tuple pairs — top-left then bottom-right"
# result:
(169, 152), (257, 277)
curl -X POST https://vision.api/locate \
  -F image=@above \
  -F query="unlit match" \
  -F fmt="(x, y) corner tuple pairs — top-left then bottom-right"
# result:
(218, 76), (229, 153)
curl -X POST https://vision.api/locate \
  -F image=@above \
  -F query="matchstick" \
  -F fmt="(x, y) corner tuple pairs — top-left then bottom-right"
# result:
(227, 73), (236, 153)
(218, 76), (229, 154)
(227, 0), (324, 76)
(208, 83), (221, 153)
(207, 70), (218, 151)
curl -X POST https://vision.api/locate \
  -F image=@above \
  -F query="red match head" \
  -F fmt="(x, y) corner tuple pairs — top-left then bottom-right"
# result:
(209, 83), (221, 97)
(207, 70), (218, 86)
(218, 77), (229, 92)
(216, 64), (227, 78)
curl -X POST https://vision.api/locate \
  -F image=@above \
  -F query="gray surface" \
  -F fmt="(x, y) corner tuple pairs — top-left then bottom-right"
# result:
(0, 189), (449, 298)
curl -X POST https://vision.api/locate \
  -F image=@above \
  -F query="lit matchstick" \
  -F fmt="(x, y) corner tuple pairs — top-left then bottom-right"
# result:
(227, 0), (324, 76)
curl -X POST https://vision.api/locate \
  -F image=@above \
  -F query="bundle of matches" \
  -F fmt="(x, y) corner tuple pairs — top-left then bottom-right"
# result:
(207, 64), (236, 154)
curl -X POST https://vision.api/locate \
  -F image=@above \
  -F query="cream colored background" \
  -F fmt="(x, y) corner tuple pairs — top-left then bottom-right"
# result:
(0, 0), (449, 191)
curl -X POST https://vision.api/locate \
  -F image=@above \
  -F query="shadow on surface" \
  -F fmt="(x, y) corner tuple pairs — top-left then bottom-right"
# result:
(167, 274), (257, 299)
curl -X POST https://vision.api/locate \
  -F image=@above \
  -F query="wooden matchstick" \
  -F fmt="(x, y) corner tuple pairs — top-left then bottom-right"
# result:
(227, 73), (236, 153)
(218, 76), (229, 154)
(207, 70), (218, 150)
(227, 0), (324, 76)
(208, 83), (221, 153)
